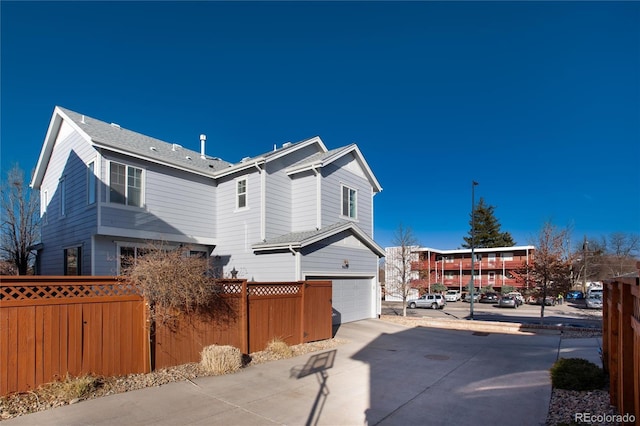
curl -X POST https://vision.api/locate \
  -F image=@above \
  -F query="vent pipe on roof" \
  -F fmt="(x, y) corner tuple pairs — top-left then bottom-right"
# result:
(200, 134), (206, 159)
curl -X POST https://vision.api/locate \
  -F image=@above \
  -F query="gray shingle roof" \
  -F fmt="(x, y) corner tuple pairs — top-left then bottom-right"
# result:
(287, 145), (355, 169)
(253, 221), (385, 257)
(58, 107), (232, 175)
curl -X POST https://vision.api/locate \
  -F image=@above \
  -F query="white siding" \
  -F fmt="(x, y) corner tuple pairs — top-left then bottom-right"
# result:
(320, 154), (373, 237)
(291, 170), (317, 232)
(215, 170), (271, 280)
(38, 120), (98, 274)
(301, 231), (378, 275)
(99, 152), (216, 243)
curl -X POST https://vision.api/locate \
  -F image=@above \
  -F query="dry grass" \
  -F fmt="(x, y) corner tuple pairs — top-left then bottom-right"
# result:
(200, 345), (243, 375)
(35, 374), (101, 403)
(264, 338), (294, 360)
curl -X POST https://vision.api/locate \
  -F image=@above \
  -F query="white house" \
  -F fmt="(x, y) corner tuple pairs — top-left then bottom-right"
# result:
(30, 106), (385, 324)
(383, 246), (420, 301)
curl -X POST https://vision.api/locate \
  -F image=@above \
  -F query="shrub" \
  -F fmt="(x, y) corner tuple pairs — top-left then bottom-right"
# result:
(200, 345), (243, 375)
(550, 358), (605, 391)
(122, 243), (228, 321)
(265, 338), (293, 360)
(40, 374), (101, 401)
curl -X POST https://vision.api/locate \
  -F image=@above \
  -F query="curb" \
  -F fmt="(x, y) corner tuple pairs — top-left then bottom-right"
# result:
(380, 315), (602, 335)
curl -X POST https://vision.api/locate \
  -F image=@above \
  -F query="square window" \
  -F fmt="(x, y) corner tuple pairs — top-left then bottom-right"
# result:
(341, 185), (357, 219)
(109, 162), (143, 207)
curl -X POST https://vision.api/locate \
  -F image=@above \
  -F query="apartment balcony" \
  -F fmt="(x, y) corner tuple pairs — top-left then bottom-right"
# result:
(412, 259), (527, 272)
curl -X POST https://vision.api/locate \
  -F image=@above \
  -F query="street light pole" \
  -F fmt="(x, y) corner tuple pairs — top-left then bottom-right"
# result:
(470, 180), (478, 320)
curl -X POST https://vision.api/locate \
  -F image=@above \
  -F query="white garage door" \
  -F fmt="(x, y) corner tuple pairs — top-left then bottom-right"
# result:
(308, 277), (374, 325)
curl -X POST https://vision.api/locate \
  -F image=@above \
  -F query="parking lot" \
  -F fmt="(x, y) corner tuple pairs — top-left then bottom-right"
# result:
(382, 298), (603, 329)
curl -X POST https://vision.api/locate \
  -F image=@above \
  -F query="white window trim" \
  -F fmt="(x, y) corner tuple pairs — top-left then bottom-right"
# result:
(107, 160), (145, 208)
(341, 184), (357, 220)
(235, 177), (248, 211)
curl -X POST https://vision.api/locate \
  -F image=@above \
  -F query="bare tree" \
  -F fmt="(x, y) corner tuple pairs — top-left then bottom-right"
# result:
(573, 232), (639, 283)
(517, 221), (573, 324)
(1, 164), (40, 275)
(385, 224), (419, 317)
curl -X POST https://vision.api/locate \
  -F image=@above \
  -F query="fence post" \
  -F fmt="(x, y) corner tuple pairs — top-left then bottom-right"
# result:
(241, 280), (249, 354)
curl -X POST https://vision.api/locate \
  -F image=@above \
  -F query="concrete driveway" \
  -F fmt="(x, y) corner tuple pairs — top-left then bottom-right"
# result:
(4, 319), (566, 426)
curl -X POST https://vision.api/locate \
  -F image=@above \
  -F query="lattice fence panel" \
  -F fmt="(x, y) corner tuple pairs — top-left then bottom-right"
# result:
(0, 283), (140, 301)
(248, 284), (301, 297)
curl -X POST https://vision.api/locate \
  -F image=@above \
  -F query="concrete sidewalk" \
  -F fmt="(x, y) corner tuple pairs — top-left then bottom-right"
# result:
(3, 319), (601, 426)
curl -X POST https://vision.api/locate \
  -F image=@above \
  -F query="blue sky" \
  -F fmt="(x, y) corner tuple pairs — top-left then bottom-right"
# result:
(2, 1), (639, 251)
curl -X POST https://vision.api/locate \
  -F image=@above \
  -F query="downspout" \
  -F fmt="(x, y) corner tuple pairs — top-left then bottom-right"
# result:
(289, 245), (301, 280)
(312, 165), (321, 230)
(253, 162), (265, 241)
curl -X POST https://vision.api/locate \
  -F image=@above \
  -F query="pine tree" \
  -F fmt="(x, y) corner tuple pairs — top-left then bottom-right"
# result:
(462, 198), (515, 248)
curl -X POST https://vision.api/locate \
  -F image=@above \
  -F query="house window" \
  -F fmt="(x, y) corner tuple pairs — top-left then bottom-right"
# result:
(64, 247), (81, 275)
(341, 185), (357, 219)
(60, 177), (66, 216)
(109, 162), (143, 207)
(236, 178), (247, 209)
(118, 245), (151, 274)
(488, 272), (496, 282)
(87, 161), (96, 205)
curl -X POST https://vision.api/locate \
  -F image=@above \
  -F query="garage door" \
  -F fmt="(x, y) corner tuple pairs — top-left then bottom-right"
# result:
(308, 277), (374, 325)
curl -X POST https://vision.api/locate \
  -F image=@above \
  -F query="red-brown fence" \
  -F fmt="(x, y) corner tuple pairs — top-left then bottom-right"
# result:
(0, 276), (149, 396)
(0, 276), (333, 395)
(153, 280), (332, 369)
(603, 263), (640, 423)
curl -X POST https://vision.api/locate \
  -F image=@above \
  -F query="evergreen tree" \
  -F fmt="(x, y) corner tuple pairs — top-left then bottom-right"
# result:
(462, 198), (515, 248)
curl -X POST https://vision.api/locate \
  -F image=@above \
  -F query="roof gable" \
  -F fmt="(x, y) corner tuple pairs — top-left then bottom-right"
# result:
(31, 106), (232, 188)
(286, 143), (382, 193)
(253, 221), (385, 257)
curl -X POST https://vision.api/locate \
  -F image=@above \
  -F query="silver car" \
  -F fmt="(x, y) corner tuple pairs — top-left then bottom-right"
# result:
(407, 294), (446, 309)
(585, 294), (603, 309)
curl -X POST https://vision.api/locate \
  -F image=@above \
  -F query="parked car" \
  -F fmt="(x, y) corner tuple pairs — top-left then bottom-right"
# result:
(498, 295), (519, 309)
(506, 292), (525, 306)
(566, 290), (584, 301)
(463, 292), (480, 303)
(407, 294), (446, 310)
(479, 292), (499, 303)
(445, 290), (462, 302)
(585, 294), (603, 309)
(533, 296), (557, 306)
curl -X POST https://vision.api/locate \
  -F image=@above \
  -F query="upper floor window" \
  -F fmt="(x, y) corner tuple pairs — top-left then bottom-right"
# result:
(341, 185), (357, 219)
(87, 161), (96, 205)
(109, 162), (143, 207)
(236, 178), (247, 209)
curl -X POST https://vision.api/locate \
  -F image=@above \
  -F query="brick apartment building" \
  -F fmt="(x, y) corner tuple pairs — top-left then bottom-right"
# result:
(410, 245), (535, 294)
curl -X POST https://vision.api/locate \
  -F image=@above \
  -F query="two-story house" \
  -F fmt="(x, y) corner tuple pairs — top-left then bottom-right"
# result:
(30, 106), (385, 324)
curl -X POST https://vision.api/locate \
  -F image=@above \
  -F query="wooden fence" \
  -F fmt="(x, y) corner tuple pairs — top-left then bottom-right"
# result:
(603, 263), (640, 423)
(1, 276), (333, 395)
(0, 276), (149, 396)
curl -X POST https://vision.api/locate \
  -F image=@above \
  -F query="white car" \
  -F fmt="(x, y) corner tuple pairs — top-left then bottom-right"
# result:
(585, 294), (603, 309)
(445, 290), (461, 302)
